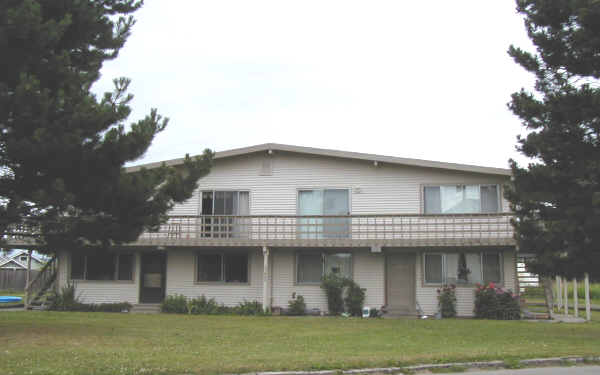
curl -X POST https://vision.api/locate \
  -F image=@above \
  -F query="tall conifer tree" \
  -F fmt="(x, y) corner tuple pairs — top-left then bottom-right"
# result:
(507, 0), (600, 281)
(0, 0), (213, 251)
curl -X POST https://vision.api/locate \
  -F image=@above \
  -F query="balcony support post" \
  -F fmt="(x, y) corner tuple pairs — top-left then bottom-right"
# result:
(262, 246), (271, 312)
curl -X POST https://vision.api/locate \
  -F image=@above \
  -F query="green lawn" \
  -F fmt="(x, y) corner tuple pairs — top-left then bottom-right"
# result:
(1, 312), (600, 375)
(0, 290), (25, 296)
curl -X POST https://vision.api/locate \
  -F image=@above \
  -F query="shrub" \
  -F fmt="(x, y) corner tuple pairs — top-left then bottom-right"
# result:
(90, 302), (132, 312)
(161, 294), (268, 315)
(437, 284), (457, 318)
(47, 282), (80, 311)
(287, 295), (306, 316)
(320, 274), (346, 315)
(235, 300), (269, 316)
(161, 294), (188, 314)
(320, 274), (367, 316)
(187, 295), (225, 315)
(344, 280), (366, 317)
(47, 283), (131, 312)
(474, 282), (520, 320)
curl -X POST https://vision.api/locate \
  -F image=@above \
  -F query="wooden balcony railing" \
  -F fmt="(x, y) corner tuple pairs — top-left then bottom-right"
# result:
(137, 213), (515, 247)
(3, 214), (516, 247)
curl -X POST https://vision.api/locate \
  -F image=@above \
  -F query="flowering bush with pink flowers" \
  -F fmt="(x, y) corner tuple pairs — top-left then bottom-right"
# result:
(474, 282), (521, 320)
(437, 284), (457, 318)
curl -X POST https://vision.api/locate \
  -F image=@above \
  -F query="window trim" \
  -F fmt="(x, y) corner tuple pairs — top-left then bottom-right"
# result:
(69, 253), (135, 283)
(421, 183), (502, 214)
(294, 250), (354, 285)
(194, 251), (251, 285)
(422, 250), (504, 287)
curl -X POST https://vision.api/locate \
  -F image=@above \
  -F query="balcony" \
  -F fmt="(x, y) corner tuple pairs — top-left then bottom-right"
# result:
(3, 213), (515, 248)
(136, 213), (515, 248)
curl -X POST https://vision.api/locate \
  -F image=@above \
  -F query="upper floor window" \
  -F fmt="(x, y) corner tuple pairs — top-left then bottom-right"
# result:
(424, 184), (499, 214)
(71, 253), (134, 281)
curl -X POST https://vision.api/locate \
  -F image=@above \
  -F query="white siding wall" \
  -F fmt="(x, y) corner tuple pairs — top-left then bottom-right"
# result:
(416, 248), (517, 317)
(170, 152), (510, 217)
(165, 248), (263, 306)
(270, 248), (385, 313)
(56, 250), (140, 304)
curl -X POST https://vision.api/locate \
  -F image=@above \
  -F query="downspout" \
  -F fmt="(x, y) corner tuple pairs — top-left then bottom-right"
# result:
(262, 246), (270, 312)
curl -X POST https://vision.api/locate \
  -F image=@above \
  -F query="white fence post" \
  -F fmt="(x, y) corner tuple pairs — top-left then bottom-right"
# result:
(563, 276), (568, 315)
(573, 278), (578, 318)
(556, 277), (562, 311)
(585, 273), (591, 321)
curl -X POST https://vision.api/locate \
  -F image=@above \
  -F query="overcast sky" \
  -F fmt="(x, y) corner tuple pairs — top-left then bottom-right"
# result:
(93, 1), (536, 169)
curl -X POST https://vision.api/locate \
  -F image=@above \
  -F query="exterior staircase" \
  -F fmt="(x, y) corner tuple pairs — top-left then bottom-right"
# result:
(25, 256), (58, 309)
(130, 304), (161, 314)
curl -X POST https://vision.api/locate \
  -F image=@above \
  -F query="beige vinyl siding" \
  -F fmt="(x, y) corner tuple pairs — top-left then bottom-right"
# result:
(271, 249), (326, 311)
(270, 248), (385, 313)
(56, 250), (140, 304)
(165, 248), (263, 306)
(169, 151), (511, 217)
(415, 248), (517, 317)
(353, 251), (385, 309)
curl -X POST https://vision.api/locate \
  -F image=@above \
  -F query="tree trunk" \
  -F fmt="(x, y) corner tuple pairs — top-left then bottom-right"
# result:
(542, 276), (554, 318)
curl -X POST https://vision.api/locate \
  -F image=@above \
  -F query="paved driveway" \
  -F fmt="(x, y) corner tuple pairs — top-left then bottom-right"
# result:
(432, 366), (600, 375)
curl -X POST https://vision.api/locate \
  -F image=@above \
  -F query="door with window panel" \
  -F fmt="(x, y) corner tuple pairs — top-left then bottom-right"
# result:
(201, 191), (250, 238)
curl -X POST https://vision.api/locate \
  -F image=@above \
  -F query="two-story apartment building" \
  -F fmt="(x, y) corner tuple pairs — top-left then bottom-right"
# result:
(46, 143), (515, 316)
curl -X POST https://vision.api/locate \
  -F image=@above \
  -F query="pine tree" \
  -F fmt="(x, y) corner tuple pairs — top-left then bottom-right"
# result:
(0, 0), (213, 252)
(506, 0), (600, 280)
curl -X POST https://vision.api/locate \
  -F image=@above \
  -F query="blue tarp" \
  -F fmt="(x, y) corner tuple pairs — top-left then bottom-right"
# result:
(0, 296), (22, 303)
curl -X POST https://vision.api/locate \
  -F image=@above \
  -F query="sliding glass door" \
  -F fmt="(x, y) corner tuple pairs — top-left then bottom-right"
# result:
(201, 191), (249, 237)
(298, 189), (349, 239)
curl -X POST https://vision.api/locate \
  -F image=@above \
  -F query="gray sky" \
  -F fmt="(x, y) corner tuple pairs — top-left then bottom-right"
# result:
(93, 1), (536, 169)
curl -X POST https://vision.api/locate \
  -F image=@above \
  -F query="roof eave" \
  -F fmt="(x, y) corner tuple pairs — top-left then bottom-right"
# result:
(125, 143), (512, 176)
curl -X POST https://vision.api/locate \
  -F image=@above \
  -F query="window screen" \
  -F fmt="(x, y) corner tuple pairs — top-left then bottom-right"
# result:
(324, 253), (352, 278)
(297, 253), (322, 283)
(197, 254), (222, 282)
(483, 252), (501, 283)
(481, 185), (499, 213)
(86, 253), (116, 280)
(117, 254), (134, 281)
(224, 254), (248, 283)
(424, 254), (443, 284)
(424, 185), (499, 214)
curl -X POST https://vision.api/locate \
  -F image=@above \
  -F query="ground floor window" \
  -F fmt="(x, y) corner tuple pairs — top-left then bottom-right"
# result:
(196, 252), (249, 283)
(296, 251), (352, 284)
(423, 250), (502, 285)
(70, 253), (134, 281)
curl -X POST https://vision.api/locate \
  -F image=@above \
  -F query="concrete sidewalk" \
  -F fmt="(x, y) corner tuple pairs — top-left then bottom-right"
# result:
(432, 365), (600, 375)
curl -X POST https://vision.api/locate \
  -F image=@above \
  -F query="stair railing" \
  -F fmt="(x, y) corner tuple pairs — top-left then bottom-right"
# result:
(24, 255), (58, 308)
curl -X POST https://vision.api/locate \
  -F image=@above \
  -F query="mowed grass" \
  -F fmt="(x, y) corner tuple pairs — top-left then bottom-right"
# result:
(1, 312), (600, 375)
